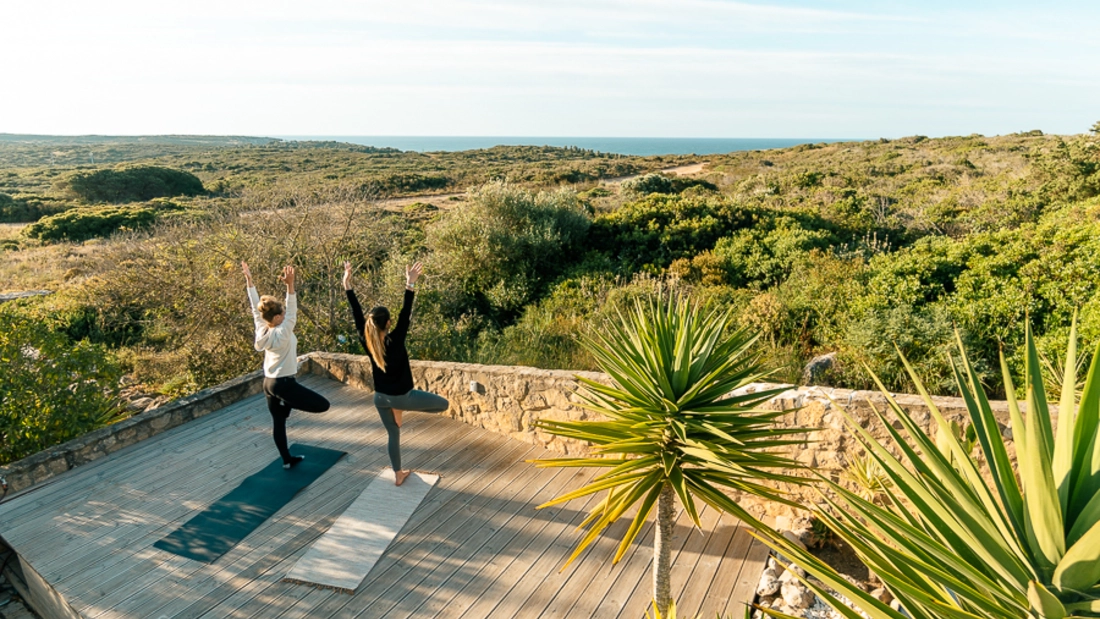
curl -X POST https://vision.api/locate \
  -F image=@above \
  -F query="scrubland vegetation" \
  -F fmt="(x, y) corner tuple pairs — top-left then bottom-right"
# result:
(2, 128), (1099, 463)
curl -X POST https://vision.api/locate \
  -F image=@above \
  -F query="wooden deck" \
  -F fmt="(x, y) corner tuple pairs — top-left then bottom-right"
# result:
(0, 376), (767, 618)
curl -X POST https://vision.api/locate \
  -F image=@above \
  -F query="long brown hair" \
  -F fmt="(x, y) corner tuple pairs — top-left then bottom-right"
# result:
(366, 306), (390, 372)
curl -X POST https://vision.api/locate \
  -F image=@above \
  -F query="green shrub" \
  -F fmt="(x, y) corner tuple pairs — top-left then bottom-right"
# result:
(426, 181), (591, 321)
(0, 193), (71, 223)
(621, 173), (718, 196)
(59, 166), (205, 203)
(0, 308), (123, 464)
(24, 204), (158, 242)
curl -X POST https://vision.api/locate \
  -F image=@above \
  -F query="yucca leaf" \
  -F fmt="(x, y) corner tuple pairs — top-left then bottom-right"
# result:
(820, 485), (1028, 609)
(837, 395), (1032, 585)
(1028, 580), (1066, 619)
(1054, 314), (1080, 516)
(750, 526), (903, 619)
(1065, 599), (1100, 613)
(529, 457), (631, 469)
(1053, 514), (1100, 592)
(615, 483), (664, 564)
(952, 335), (1027, 549)
(536, 469), (653, 508)
(1069, 339), (1100, 525)
(1020, 328), (1067, 571)
(1001, 347), (1029, 459)
(666, 467), (701, 530)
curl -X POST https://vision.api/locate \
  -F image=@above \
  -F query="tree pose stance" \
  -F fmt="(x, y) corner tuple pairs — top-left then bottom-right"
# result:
(243, 262), (330, 469)
(344, 261), (449, 486)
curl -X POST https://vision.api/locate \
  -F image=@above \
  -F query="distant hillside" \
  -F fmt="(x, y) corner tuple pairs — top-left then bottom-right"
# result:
(0, 133), (276, 146)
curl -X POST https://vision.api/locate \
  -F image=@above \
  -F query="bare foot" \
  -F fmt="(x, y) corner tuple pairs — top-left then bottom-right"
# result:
(395, 469), (411, 486)
(393, 409), (403, 427)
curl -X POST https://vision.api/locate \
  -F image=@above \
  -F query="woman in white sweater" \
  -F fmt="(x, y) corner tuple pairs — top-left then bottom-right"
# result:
(242, 262), (330, 468)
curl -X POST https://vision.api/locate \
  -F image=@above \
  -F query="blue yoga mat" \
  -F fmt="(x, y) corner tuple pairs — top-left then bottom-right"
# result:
(153, 444), (346, 563)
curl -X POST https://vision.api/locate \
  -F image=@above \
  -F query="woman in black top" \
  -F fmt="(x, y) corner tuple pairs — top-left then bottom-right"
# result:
(344, 261), (450, 486)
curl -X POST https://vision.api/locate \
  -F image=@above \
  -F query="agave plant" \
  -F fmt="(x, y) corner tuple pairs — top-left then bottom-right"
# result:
(753, 320), (1100, 619)
(530, 294), (808, 616)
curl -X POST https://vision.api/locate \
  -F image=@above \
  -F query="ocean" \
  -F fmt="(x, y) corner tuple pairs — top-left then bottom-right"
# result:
(272, 136), (850, 156)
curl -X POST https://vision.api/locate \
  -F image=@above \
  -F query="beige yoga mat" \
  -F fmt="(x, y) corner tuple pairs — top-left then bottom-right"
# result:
(284, 469), (439, 593)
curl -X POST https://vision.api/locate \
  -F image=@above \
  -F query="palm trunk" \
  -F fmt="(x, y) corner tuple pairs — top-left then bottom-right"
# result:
(653, 482), (676, 616)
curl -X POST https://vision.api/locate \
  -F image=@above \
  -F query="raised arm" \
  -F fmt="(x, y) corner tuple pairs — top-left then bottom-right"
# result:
(343, 261), (367, 342)
(242, 261), (264, 329)
(390, 262), (421, 342)
(279, 265), (298, 332)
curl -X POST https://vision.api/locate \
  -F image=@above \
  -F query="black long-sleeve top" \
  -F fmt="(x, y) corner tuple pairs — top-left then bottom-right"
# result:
(347, 288), (415, 396)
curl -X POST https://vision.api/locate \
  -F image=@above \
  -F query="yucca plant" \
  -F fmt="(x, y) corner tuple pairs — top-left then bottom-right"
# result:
(753, 320), (1100, 619)
(530, 294), (809, 616)
(840, 453), (894, 503)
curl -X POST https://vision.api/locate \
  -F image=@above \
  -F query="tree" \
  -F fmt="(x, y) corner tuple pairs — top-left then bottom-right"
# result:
(754, 320), (1100, 619)
(530, 294), (807, 616)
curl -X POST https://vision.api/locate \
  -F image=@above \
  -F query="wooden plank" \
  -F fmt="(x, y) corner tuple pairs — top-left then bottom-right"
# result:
(43, 384), (371, 596)
(166, 419), (525, 619)
(579, 505), (723, 619)
(723, 526), (770, 618)
(98, 407), (483, 619)
(672, 510), (741, 616)
(388, 459), (590, 618)
(0, 396), (266, 534)
(698, 522), (754, 616)
(457, 473), (606, 619)
(336, 443), (545, 617)
(285, 437), (538, 618)
(3, 374), (340, 521)
(3, 377), (358, 549)
(199, 434), (527, 619)
(614, 502), (714, 619)
(405, 465), (596, 618)
(248, 432), (529, 619)
(74, 385), (385, 617)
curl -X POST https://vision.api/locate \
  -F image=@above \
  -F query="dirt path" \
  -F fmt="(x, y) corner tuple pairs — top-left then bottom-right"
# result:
(661, 162), (707, 176)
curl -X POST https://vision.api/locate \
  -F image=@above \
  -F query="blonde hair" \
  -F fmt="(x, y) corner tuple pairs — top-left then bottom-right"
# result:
(258, 295), (284, 325)
(366, 306), (391, 372)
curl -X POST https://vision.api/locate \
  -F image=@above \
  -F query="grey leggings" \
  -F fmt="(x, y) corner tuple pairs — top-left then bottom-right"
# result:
(374, 389), (450, 471)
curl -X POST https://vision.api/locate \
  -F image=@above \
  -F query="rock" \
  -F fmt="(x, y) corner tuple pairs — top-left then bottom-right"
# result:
(127, 397), (154, 412)
(778, 563), (807, 582)
(756, 563), (781, 596)
(782, 530), (808, 550)
(781, 580), (815, 609)
(757, 571), (781, 596)
(802, 352), (837, 385)
(870, 587), (893, 605)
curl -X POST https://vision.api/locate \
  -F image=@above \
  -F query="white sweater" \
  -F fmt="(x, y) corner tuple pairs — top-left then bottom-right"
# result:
(247, 287), (298, 378)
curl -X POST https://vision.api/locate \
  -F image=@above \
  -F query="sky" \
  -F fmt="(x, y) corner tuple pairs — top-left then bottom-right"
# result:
(2, 1), (1098, 139)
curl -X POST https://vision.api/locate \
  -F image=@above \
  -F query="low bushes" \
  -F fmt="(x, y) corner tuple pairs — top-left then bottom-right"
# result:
(0, 192), (71, 223)
(59, 166), (205, 203)
(0, 307), (123, 465)
(24, 204), (158, 243)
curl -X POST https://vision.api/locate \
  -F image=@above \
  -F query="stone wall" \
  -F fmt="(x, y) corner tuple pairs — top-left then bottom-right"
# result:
(304, 352), (1035, 518)
(302, 353), (609, 456)
(0, 369), (264, 495)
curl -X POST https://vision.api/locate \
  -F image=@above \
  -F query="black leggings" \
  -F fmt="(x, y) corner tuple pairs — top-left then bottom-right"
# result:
(373, 389), (449, 471)
(263, 376), (330, 463)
